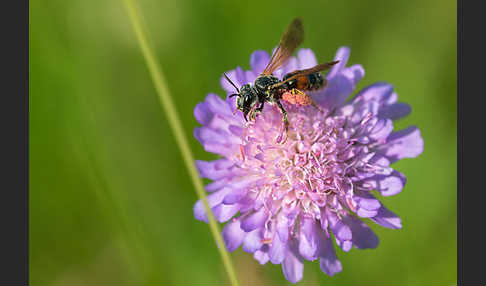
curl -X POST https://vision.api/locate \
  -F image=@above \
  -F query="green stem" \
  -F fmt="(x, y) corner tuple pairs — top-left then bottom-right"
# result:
(121, 1), (240, 285)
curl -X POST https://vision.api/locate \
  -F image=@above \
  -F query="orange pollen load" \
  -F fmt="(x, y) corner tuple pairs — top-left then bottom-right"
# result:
(281, 91), (313, 106)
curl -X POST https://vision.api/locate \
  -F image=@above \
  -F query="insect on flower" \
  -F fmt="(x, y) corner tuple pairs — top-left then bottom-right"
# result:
(193, 17), (424, 284)
(225, 17), (338, 138)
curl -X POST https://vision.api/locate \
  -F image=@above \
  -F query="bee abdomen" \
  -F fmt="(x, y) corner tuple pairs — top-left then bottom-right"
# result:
(283, 72), (325, 91)
(306, 73), (325, 90)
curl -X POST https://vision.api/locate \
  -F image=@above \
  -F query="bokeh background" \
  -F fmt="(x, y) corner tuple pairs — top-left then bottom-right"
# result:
(30, 0), (456, 285)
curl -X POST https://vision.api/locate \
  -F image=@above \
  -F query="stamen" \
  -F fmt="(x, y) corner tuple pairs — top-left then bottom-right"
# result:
(239, 145), (246, 162)
(261, 238), (273, 244)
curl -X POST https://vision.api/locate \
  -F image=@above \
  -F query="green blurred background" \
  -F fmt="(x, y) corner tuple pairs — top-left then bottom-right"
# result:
(30, 0), (456, 285)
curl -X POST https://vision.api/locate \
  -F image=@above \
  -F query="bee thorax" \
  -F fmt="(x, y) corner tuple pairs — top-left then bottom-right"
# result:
(254, 75), (280, 93)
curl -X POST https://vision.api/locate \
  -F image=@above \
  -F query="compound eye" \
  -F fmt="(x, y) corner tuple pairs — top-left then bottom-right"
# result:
(244, 94), (251, 104)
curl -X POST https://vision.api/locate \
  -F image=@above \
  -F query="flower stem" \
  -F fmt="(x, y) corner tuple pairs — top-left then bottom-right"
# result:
(121, 1), (240, 285)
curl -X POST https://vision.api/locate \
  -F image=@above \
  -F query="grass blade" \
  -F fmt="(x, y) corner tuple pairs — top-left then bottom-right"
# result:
(121, 1), (240, 285)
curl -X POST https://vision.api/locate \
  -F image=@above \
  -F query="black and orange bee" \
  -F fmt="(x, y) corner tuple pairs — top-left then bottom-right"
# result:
(224, 17), (338, 133)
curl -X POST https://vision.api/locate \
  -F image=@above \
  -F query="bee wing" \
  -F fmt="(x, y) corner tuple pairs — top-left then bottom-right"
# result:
(261, 17), (305, 75)
(271, 61), (340, 88)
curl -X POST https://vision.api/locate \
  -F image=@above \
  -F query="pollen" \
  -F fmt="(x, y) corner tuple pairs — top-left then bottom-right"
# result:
(282, 90), (313, 106)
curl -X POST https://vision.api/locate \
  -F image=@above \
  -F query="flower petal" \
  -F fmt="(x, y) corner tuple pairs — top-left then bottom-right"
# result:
(342, 64), (365, 86)
(327, 46), (350, 79)
(250, 50), (270, 75)
(195, 159), (235, 180)
(361, 170), (406, 196)
(342, 215), (379, 249)
(276, 212), (290, 243)
(369, 118), (394, 141)
(326, 209), (352, 251)
(205, 179), (229, 192)
(356, 208), (379, 218)
(316, 63), (365, 110)
(353, 82), (394, 104)
(269, 233), (287, 264)
(379, 126), (424, 163)
(193, 188), (231, 222)
(228, 124), (245, 137)
(318, 231), (342, 276)
(379, 102), (411, 120)
(278, 57), (298, 79)
(297, 48), (317, 69)
(371, 206), (402, 229)
(206, 93), (233, 117)
(242, 228), (263, 252)
(222, 219), (246, 251)
(298, 217), (320, 260)
(241, 208), (269, 232)
(222, 188), (247, 204)
(254, 249), (270, 264)
(194, 101), (212, 126)
(194, 93), (233, 127)
(193, 127), (238, 156)
(355, 193), (381, 211)
(315, 73), (354, 110)
(282, 247), (304, 284)
(220, 67), (247, 94)
(212, 203), (241, 222)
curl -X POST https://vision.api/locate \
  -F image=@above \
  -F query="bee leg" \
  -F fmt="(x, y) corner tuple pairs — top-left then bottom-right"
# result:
(291, 88), (304, 95)
(275, 100), (289, 144)
(311, 100), (321, 110)
(256, 101), (265, 114)
(259, 101), (265, 111)
(249, 105), (259, 121)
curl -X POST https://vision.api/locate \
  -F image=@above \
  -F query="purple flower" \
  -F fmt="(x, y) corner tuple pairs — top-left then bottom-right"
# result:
(193, 47), (423, 283)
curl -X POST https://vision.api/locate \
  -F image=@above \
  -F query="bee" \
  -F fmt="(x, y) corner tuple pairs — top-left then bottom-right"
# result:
(224, 17), (338, 135)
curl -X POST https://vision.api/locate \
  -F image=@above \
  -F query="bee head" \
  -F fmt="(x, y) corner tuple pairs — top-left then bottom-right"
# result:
(236, 85), (258, 120)
(224, 73), (257, 121)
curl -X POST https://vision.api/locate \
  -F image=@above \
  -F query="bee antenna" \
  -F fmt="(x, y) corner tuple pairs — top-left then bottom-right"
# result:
(229, 94), (238, 98)
(223, 72), (240, 93)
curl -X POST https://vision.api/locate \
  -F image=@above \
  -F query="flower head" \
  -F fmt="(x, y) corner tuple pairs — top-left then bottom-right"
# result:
(193, 47), (423, 283)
